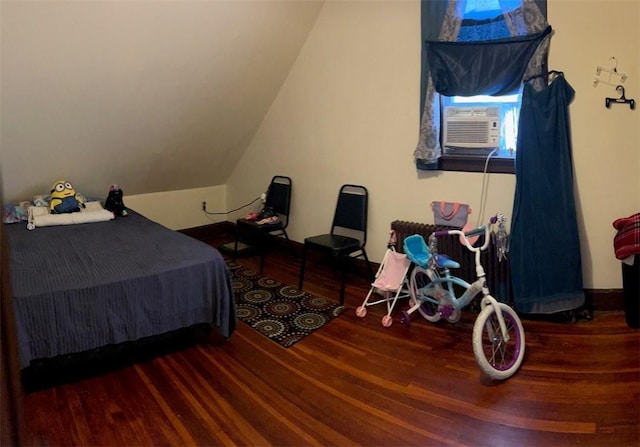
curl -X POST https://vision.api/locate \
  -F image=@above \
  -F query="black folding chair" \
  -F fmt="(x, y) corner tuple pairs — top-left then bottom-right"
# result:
(298, 184), (374, 305)
(234, 175), (294, 273)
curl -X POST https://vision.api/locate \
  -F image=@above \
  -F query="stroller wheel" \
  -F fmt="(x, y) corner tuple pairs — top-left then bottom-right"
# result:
(355, 306), (367, 318)
(381, 315), (393, 327)
(399, 310), (411, 327)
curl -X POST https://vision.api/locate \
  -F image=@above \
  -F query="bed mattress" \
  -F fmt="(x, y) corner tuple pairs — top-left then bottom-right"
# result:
(5, 210), (235, 368)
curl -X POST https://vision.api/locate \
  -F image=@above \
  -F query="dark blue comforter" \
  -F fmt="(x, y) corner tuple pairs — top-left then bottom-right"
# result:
(6, 210), (236, 368)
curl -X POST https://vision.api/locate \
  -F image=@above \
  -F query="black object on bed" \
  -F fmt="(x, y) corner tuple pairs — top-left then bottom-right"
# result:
(6, 209), (236, 376)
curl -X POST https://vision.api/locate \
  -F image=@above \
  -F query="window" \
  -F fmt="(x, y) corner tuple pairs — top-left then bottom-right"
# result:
(440, 0), (523, 173)
(414, 0), (549, 173)
(463, 0), (521, 21)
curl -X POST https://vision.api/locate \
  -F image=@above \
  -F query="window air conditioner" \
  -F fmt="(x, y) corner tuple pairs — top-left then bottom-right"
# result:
(443, 106), (500, 148)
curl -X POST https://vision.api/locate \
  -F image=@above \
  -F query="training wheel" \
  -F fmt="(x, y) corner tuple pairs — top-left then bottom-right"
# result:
(355, 306), (367, 318)
(399, 310), (411, 327)
(446, 307), (462, 323)
(381, 315), (393, 327)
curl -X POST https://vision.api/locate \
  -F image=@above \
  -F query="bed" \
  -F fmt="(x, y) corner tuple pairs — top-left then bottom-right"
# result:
(5, 209), (236, 370)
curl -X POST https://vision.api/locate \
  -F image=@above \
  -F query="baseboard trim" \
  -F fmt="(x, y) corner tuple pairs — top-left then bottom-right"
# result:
(179, 221), (234, 243)
(585, 288), (624, 312)
(180, 221), (626, 312)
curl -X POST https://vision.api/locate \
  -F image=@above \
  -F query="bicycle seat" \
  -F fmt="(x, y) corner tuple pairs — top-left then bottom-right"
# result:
(434, 254), (460, 269)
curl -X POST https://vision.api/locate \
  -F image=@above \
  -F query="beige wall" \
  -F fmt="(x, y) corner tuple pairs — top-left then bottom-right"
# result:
(549, 0), (640, 288)
(125, 184), (227, 230)
(0, 0), (322, 200)
(227, 0), (640, 290)
(2, 1), (638, 290)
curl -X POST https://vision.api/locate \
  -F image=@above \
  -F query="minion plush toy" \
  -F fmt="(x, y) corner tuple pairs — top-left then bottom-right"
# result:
(50, 180), (85, 214)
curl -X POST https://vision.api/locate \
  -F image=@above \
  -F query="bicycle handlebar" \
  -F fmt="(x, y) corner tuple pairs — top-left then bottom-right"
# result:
(433, 215), (499, 252)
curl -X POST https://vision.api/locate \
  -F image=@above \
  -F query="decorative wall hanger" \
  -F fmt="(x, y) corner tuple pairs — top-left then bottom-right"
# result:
(594, 56), (627, 88)
(605, 85), (636, 110)
(594, 66), (627, 87)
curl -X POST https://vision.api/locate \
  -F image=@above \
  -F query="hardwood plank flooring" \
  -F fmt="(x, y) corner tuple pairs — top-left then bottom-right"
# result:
(21, 230), (640, 446)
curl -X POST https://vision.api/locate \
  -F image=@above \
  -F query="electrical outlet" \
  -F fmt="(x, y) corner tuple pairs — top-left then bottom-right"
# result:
(202, 201), (206, 211)
(260, 193), (267, 203)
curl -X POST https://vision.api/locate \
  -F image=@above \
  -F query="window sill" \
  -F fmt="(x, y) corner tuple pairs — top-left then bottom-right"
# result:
(439, 154), (515, 174)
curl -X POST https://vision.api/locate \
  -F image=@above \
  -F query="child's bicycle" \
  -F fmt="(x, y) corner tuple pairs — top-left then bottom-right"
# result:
(400, 214), (525, 380)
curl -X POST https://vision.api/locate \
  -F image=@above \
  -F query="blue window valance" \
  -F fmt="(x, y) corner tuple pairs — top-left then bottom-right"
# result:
(426, 25), (552, 97)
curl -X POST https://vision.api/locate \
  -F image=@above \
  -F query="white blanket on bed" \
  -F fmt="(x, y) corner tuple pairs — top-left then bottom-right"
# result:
(28, 202), (114, 229)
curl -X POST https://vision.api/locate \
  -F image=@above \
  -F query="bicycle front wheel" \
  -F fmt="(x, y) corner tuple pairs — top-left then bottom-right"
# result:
(472, 303), (525, 380)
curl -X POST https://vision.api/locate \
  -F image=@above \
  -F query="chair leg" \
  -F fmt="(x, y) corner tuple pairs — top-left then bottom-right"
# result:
(259, 233), (265, 274)
(282, 230), (297, 261)
(233, 227), (240, 261)
(361, 249), (375, 282)
(339, 256), (348, 306)
(298, 244), (308, 291)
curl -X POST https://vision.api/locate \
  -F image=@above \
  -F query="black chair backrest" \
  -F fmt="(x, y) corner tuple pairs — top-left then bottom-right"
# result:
(331, 184), (368, 243)
(265, 176), (292, 228)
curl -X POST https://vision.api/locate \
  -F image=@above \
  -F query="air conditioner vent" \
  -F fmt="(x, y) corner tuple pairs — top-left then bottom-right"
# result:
(444, 106), (500, 149)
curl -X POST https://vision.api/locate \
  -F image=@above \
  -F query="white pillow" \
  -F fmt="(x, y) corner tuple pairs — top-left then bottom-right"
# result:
(27, 204), (114, 230)
(82, 201), (104, 212)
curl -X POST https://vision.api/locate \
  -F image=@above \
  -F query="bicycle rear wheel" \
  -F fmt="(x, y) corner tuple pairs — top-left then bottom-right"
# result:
(472, 303), (525, 380)
(409, 267), (441, 322)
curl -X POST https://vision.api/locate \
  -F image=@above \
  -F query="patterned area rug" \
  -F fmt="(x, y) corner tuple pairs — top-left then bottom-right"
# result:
(227, 261), (346, 347)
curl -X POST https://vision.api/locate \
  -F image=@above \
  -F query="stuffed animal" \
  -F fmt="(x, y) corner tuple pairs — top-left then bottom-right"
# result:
(104, 184), (128, 217)
(50, 180), (85, 214)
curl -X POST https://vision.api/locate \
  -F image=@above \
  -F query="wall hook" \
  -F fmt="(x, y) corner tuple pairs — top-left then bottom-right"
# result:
(605, 85), (636, 110)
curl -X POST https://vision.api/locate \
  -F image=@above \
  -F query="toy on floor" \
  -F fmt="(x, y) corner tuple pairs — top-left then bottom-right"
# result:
(50, 180), (85, 214)
(355, 230), (412, 327)
(105, 184), (128, 217)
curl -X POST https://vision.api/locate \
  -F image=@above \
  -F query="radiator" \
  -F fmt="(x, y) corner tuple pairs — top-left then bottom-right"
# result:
(390, 220), (512, 305)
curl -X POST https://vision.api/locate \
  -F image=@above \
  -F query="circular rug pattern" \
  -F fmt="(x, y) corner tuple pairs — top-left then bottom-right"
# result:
(265, 300), (301, 317)
(301, 295), (334, 310)
(227, 260), (345, 348)
(231, 279), (253, 292)
(279, 332), (309, 348)
(236, 304), (261, 321)
(279, 285), (305, 299)
(257, 277), (281, 288)
(243, 289), (274, 304)
(238, 267), (260, 278)
(293, 313), (327, 331)
(253, 319), (286, 337)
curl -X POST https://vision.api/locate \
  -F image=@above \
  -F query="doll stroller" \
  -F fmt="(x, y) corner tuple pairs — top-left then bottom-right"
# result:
(355, 231), (411, 327)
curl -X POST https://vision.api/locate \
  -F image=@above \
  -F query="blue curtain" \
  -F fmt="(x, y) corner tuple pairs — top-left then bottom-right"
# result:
(417, 1), (587, 315)
(510, 75), (585, 313)
(420, 1), (448, 116)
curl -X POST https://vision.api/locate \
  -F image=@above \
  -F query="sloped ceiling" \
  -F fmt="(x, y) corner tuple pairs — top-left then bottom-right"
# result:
(0, 0), (323, 201)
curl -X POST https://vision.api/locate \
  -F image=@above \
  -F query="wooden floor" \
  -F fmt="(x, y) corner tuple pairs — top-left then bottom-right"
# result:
(21, 230), (640, 446)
